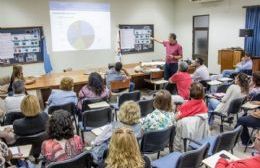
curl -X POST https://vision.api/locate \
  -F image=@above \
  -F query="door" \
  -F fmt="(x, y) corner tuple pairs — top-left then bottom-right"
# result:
(193, 15), (209, 66)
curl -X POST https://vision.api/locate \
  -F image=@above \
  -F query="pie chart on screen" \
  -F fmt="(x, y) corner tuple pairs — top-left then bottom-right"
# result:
(67, 20), (95, 50)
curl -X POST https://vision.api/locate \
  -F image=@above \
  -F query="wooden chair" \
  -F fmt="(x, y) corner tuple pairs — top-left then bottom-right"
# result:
(144, 71), (168, 91)
(110, 78), (131, 96)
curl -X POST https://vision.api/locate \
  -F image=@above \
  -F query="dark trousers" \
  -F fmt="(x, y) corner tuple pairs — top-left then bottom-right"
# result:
(164, 63), (178, 80)
(236, 115), (260, 145)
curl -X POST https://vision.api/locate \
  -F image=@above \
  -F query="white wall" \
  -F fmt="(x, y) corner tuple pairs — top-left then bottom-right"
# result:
(173, 0), (260, 74)
(0, 0), (175, 76)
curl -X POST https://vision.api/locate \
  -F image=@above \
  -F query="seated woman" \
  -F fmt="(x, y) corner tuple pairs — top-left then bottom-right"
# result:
(0, 140), (12, 167)
(215, 131), (260, 168)
(169, 61), (192, 100)
(105, 127), (150, 168)
(78, 72), (110, 111)
(46, 77), (77, 111)
(175, 82), (208, 120)
(141, 90), (174, 133)
(249, 71), (260, 100)
(93, 100), (142, 146)
(236, 107), (260, 146)
(4, 80), (26, 113)
(13, 95), (48, 136)
(208, 73), (250, 125)
(41, 110), (84, 165)
(8, 64), (25, 95)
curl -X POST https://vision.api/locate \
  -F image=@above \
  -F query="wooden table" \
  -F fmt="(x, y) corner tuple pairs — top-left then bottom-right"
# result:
(25, 62), (195, 108)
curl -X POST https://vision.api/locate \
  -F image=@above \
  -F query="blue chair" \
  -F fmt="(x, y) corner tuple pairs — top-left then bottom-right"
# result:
(152, 142), (209, 168)
(138, 98), (154, 118)
(79, 107), (112, 142)
(46, 151), (94, 168)
(141, 126), (175, 159)
(189, 126), (242, 156)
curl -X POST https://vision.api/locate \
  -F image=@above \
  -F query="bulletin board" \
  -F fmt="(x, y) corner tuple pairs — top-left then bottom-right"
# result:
(0, 26), (44, 66)
(119, 24), (154, 54)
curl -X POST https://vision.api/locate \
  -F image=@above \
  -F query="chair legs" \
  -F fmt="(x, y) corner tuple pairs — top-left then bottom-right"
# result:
(220, 116), (224, 133)
(81, 130), (85, 143)
(157, 151), (160, 159)
(244, 128), (256, 153)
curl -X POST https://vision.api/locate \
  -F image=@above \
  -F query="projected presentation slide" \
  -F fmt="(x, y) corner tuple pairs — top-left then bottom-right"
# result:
(49, 1), (111, 51)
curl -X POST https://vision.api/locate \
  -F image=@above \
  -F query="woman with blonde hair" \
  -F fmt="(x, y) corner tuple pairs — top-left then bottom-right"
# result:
(93, 100), (142, 146)
(105, 127), (150, 168)
(13, 95), (48, 136)
(141, 90), (174, 133)
(46, 77), (78, 111)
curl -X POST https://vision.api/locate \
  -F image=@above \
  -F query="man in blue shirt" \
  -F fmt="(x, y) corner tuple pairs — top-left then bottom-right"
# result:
(222, 52), (252, 77)
(106, 62), (135, 92)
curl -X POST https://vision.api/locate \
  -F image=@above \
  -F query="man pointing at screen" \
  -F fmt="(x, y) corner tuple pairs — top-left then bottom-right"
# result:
(151, 33), (183, 80)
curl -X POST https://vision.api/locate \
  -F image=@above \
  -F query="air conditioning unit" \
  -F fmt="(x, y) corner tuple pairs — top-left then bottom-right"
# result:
(190, 0), (222, 3)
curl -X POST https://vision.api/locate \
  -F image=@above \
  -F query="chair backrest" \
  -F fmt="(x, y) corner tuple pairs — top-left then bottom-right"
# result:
(3, 112), (24, 125)
(82, 107), (112, 128)
(251, 93), (260, 101)
(213, 126), (243, 154)
(82, 98), (107, 111)
(110, 78), (131, 91)
(177, 142), (210, 168)
(216, 84), (231, 93)
(150, 71), (164, 80)
(140, 126), (174, 154)
(47, 151), (94, 168)
(241, 69), (252, 76)
(14, 131), (48, 158)
(48, 102), (76, 115)
(118, 91), (141, 107)
(227, 97), (246, 115)
(138, 99), (154, 118)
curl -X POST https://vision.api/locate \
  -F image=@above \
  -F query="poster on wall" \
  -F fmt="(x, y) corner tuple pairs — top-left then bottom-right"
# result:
(119, 24), (154, 54)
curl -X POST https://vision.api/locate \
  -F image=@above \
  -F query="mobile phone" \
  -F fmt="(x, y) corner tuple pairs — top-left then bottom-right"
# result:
(220, 153), (230, 160)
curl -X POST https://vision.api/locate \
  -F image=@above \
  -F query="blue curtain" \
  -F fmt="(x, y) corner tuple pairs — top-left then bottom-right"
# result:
(43, 38), (53, 74)
(245, 7), (260, 57)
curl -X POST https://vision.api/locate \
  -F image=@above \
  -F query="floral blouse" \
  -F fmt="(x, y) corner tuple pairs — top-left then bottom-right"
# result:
(141, 109), (174, 133)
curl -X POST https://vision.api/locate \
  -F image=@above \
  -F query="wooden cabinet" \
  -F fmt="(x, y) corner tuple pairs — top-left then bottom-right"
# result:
(218, 49), (243, 72)
(252, 57), (260, 73)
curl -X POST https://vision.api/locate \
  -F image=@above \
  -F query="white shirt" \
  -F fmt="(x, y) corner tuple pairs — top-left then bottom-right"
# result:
(4, 94), (25, 113)
(192, 65), (210, 82)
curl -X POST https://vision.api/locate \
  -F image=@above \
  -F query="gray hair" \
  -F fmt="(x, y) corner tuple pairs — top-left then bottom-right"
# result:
(179, 61), (189, 72)
(12, 80), (25, 94)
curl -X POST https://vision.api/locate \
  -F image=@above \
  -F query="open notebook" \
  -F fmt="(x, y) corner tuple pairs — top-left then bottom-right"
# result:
(9, 145), (32, 159)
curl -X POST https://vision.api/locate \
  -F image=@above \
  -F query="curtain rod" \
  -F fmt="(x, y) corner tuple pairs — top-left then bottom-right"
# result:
(242, 5), (260, 8)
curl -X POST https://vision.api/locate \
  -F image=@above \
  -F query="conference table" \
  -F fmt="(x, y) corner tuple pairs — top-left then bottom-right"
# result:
(25, 62), (196, 108)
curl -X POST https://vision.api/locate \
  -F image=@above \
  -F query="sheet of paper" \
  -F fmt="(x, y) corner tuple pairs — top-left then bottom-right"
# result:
(207, 80), (222, 86)
(91, 125), (108, 136)
(120, 29), (135, 49)
(218, 77), (233, 82)
(88, 101), (110, 109)
(242, 102), (260, 109)
(0, 125), (13, 132)
(0, 33), (14, 59)
(9, 147), (19, 155)
(202, 150), (239, 168)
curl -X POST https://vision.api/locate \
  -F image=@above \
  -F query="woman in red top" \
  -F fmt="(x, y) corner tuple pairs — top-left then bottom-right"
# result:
(175, 82), (208, 120)
(215, 131), (260, 168)
(169, 61), (192, 100)
(41, 110), (84, 165)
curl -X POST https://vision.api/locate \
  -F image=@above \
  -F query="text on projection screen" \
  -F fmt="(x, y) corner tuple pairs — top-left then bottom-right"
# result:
(49, 1), (111, 51)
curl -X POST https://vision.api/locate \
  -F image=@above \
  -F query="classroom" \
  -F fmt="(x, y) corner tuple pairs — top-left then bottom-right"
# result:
(0, 0), (260, 167)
